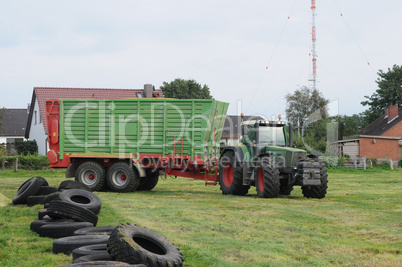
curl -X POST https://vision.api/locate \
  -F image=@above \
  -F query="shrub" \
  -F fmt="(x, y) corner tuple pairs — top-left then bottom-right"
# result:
(15, 140), (38, 155)
(0, 154), (49, 170)
(399, 160), (402, 168)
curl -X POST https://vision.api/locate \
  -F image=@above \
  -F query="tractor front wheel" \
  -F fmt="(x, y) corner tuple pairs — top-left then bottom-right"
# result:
(255, 157), (280, 198)
(218, 151), (249, 196)
(301, 158), (328, 199)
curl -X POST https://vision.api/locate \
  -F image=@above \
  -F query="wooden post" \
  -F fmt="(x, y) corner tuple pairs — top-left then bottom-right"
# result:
(2, 159), (5, 170)
(389, 159), (394, 170)
(14, 158), (18, 172)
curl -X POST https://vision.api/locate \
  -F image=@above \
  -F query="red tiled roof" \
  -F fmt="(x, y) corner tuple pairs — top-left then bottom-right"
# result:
(26, 87), (164, 137)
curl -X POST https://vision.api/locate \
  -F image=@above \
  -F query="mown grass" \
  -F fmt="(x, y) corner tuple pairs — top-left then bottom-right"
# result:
(0, 168), (401, 266)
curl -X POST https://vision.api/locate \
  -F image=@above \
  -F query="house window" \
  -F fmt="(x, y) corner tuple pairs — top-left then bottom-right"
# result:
(34, 111), (37, 125)
(39, 112), (42, 124)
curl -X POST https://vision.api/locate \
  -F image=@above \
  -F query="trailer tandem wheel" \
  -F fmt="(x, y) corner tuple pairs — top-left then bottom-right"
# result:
(75, 162), (106, 192)
(106, 162), (139, 193)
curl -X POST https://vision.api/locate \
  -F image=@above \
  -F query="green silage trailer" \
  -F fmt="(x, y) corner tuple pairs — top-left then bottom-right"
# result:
(46, 98), (229, 192)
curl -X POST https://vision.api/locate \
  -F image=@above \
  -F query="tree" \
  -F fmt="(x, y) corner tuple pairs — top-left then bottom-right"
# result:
(361, 64), (402, 124)
(333, 114), (362, 140)
(160, 79), (213, 99)
(285, 86), (329, 127)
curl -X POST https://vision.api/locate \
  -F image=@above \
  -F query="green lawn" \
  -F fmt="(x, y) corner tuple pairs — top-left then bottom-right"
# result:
(0, 168), (401, 266)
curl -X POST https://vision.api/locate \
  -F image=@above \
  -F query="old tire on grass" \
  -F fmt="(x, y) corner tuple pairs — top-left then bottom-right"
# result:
(27, 195), (47, 206)
(73, 253), (113, 263)
(62, 261), (141, 266)
(72, 244), (108, 261)
(301, 159), (328, 199)
(107, 223), (184, 266)
(53, 235), (109, 255)
(38, 186), (58, 195)
(47, 200), (98, 226)
(75, 162), (106, 192)
(218, 151), (249, 196)
(137, 171), (159, 191)
(18, 177), (48, 191)
(12, 177), (43, 205)
(59, 189), (101, 215)
(255, 158), (280, 198)
(74, 226), (116, 236)
(106, 162), (139, 193)
(31, 218), (73, 233)
(37, 221), (94, 238)
(59, 180), (92, 192)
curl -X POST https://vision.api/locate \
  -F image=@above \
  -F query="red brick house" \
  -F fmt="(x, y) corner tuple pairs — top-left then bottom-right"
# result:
(25, 84), (163, 155)
(358, 106), (402, 162)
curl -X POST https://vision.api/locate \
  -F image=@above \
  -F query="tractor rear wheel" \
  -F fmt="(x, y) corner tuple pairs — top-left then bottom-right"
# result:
(75, 162), (106, 192)
(301, 159), (328, 199)
(255, 158), (280, 198)
(218, 151), (249, 196)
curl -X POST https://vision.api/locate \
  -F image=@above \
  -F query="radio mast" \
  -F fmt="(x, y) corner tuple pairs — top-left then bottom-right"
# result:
(310, 0), (317, 90)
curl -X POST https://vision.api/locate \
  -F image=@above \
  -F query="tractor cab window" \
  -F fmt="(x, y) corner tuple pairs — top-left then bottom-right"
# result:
(259, 126), (286, 146)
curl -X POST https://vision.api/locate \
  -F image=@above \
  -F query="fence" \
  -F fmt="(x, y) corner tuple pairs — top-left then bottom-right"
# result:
(342, 157), (366, 170)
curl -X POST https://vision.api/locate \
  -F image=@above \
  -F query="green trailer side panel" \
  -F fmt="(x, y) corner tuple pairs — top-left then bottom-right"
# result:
(60, 98), (229, 160)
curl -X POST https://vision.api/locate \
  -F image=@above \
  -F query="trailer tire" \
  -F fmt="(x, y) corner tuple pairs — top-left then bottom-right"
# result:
(12, 177), (43, 205)
(107, 162), (139, 193)
(255, 158), (280, 198)
(107, 223), (184, 266)
(301, 159), (328, 199)
(218, 151), (249, 196)
(75, 162), (106, 192)
(137, 171), (159, 191)
(59, 189), (102, 215)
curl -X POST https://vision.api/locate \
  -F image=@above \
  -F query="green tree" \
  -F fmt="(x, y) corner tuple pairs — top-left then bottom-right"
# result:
(333, 114), (362, 140)
(160, 79), (213, 99)
(361, 64), (402, 124)
(285, 86), (329, 127)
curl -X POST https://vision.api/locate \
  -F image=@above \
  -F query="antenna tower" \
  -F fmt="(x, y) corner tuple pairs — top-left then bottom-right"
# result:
(310, 0), (317, 90)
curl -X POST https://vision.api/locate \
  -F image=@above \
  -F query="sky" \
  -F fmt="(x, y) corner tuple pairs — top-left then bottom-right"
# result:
(1, 0), (401, 120)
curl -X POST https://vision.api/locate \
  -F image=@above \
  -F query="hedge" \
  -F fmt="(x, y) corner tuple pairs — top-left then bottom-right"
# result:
(0, 154), (50, 170)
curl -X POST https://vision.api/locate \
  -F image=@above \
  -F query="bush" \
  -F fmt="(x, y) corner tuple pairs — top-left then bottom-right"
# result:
(399, 160), (402, 168)
(0, 154), (49, 170)
(15, 140), (38, 155)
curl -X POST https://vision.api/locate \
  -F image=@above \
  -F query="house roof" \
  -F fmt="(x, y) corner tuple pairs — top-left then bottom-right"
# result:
(221, 115), (264, 139)
(0, 109), (28, 137)
(25, 86), (164, 138)
(358, 110), (402, 136)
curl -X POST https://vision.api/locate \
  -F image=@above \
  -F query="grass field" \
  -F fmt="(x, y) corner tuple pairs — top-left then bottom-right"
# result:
(0, 168), (401, 266)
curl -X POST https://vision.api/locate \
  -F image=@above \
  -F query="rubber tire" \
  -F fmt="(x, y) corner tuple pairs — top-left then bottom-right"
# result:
(59, 180), (92, 192)
(36, 221), (94, 238)
(72, 244), (108, 261)
(27, 195), (47, 206)
(12, 177), (43, 205)
(218, 151), (249, 196)
(43, 192), (61, 205)
(38, 186), (58, 195)
(18, 177), (48, 191)
(31, 218), (73, 233)
(47, 200), (98, 226)
(74, 226), (116, 236)
(301, 159), (328, 199)
(75, 162), (106, 191)
(137, 171), (159, 191)
(107, 223), (184, 266)
(38, 209), (48, 220)
(279, 177), (294, 196)
(106, 162), (139, 193)
(59, 189), (102, 215)
(255, 158), (280, 198)
(62, 261), (142, 266)
(53, 235), (109, 255)
(73, 253), (113, 263)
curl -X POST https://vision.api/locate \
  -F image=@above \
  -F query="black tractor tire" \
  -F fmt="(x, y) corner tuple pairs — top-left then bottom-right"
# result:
(301, 159), (328, 199)
(18, 177), (48, 191)
(72, 244), (108, 261)
(31, 218), (73, 233)
(62, 261), (142, 266)
(137, 171), (159, 191)
(73, 253), (113, 263)
(27, 195), (47, 206)
(12, 177), (43, 205)
(59, 189), (102, 215)
(279, 179), (294, 196)
(255, 158), (280, 198)
(47, 200), (98, 226)
(53, 235), (109, 255)
(38, 186), (58, 195)
(59, 180), (92, 192)
(106, 162), (139, 193)
(74, 226), (116, 236)
(75, 162), (106, 192)
(107, 223), (184, 266)
(218, 151), (249, 196)
(36, 221), (94, 238)
(38, 209), (48, 220)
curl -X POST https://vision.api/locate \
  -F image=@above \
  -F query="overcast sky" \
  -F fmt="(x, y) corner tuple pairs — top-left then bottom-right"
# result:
(1, 0), (401, 119)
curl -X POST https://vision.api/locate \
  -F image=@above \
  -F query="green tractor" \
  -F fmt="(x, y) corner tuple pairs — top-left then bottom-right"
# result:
(219, 117), (328, 198)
